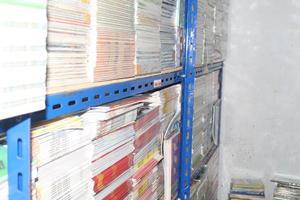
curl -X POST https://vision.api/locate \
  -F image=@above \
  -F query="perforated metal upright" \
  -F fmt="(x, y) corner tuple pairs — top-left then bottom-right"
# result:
(179, 0), (198, 199)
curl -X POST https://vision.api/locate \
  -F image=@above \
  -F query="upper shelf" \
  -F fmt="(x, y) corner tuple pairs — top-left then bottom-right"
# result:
(0, 62), (223, 129)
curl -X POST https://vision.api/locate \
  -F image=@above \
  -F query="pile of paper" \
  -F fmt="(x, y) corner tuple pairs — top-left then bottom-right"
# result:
(163, 131), (181, 200)
(93, 0), (135, 82)
(190, 150), (219, 200)
(160, 0), (178, 69)
(0, 0), (47, 120)
(196, 0), (229, 67)
(131, 105), (164, 200)
(0, 143), (8, 200)
(83, 97), (145, 200)
(229, 179), (265, 200)
(47, 0), (90, 89)
(272, 176), (300, 200)
(31, 116), (93, 200)
(192, 71), (220, 174)
(147, 84), (181, 139)
(135, 0), (162, 75)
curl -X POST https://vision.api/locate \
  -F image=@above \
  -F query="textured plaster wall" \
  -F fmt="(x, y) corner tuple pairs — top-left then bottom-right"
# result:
(219, 0), (300, 199)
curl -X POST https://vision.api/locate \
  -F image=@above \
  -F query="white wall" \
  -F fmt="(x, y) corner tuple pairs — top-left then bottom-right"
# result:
(219, 0), (300, 199)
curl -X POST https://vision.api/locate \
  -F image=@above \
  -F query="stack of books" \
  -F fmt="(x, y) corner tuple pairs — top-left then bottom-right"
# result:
(31, 116), (93, 200)
(160, 0), (178, 69)
(196, 0), (229, 67)
(0, 142), (8, 200)
(163, 130), (181, 200)
(47, 0), (91, 89)
(192, 72), (220, 174)
(229, 179), (265, 200)
(272, 176), (300, 200)
(147, 84), (181, 139)
(93, 0), (135, 82)
(0, 0), (47, 120)
(83, 97), (145, 200)
(135, 0), (162, 75)
(131, 105), (164, 200)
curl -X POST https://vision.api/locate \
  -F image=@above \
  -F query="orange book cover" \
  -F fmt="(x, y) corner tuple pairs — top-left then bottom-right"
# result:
(93, 154), (133, 193)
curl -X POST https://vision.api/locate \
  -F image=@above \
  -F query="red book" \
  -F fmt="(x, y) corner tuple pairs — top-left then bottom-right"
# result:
(93, 155), (133, 193)
(134, 121), (161, 152)
(103, 180), (131, 200)
(134, 106), (159, 131)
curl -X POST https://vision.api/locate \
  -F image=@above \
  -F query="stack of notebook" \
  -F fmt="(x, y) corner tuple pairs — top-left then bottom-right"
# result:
(31, 116), (93, 200)
(0, 0), (47, 120)
(196, 0), (229, 67)
(47, 0), (90, 90)
(230, 179), (265, 200)
(160, 0), (178, 69)
(131, 105), (164, 200)
(163, 130), (181, 200)
(192, 71), (220, 175)
(93, 0), (135, 82)
(272, 176), (300, 200)
(135, 0), (162, 75)
(82, 97), (145, 200)
(147, 84), (181, 139)
(0, 142), (8, 200)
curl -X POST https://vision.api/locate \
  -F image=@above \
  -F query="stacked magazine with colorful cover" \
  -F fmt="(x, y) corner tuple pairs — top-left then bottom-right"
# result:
(0, 140), (8, 200)
(92, 0), (135, 82)
(31, 116), (93, 200)
(47, 0), (91, 89)
(196, 0), (229, 67)
(160, 0), (178, 69)
(146, 84), (181, 200)
(147, 84), (181, 140)
(83, 97), (145, 200)
(272, 175), (300, 200)
(131, 104), (164, 200)
(230, 179), (265, 200)
(192, 71), (220, 175)
(0, 0), (47, 120)
(135, 0), (162, 75)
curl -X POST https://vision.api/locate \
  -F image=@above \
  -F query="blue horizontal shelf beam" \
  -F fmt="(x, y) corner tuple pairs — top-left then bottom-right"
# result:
(0, 70), (182, 127)
(195, 62), (224, 77)
(45, 70), (182, 120)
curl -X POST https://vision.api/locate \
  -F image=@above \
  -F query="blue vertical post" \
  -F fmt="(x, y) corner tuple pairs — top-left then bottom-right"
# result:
(179, 0), (198, 199)
(7, 118), (31, 200)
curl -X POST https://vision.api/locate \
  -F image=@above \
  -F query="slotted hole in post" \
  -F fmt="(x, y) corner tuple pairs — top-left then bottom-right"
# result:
(144, 83), (149, 87)
(170, 77), (173, 80)
(53, 104), (61, 110)
(18, 173), (23, 191)
(138, 85), (142, 89)
(114, 90), (120, 94)
(150, 82), (153, 86)
(82, 97), (89, 102)
(123, 88), (128, 92)
(166, 78), (169, 82)
(105, 92), (110, 96)
(17, 139), (22, 158)
(162, 79), (164, 83)
(94, 94), (100, 99)
(68, 100), (76, 106)
(131, 86), (135, 91)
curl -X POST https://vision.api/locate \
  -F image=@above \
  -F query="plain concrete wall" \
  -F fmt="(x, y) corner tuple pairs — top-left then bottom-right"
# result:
(219, 0), (300, 199)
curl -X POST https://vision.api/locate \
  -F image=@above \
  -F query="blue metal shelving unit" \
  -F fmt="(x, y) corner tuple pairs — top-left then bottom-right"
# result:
(178, 0), (198, 199)
(0, 0), (224, 198)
